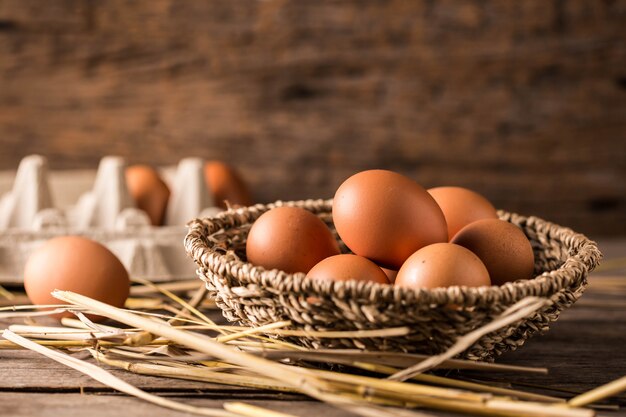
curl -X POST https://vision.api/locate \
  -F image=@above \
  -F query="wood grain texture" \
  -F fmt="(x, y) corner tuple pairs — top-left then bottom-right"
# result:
(1, 294), (625, 394)
(0, 395), (357, 417)
(0, 239), (625, 416)
(0, 350), (239, 392)
(0, 0), (625, 235)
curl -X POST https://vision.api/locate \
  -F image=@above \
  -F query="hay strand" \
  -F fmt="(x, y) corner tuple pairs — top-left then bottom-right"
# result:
(1, 330), (237, 417)
(223, 402), (300, 417)
(0, 284), (15, 300)
(389, 297), (550, 381)
(568, 375), (626, 407)
(52, 291), (587, 417)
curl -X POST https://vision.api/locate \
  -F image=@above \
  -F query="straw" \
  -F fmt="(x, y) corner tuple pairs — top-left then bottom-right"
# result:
(0, 284), (15, 300)
(131, 277), (222, 332)
(258, 349), (548, 374)
(2, 330), (237, 417)
(224, 403), (300, 417)
(51, 291), (339, 399)
(91, 350), (298, 393)
(130, 279), (204, 296)
(53, 291), (576, 417)
(568, 375), (626, 407)
(389, 297), (550, 381)
(216, 321), (292, 343)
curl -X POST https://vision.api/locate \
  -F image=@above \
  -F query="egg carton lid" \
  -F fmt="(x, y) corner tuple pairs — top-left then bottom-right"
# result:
(0, 155), (222, 284)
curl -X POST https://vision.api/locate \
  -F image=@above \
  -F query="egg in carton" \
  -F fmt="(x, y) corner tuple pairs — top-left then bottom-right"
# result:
(0, 155), (222, 284)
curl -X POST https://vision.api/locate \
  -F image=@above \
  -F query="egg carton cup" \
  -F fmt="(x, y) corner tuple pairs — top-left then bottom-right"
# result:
(185, 199), (602, 360)
(0, 155), (221, 284)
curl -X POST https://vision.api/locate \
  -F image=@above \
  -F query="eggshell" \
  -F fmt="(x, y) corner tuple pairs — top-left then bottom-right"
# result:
(395, 243), (491, 289)
(428, 186), (498, 240)
(306, 254), (390, 284)
(451, 219), (535, 285)
(381, 267), (398, 284)
(246, 206), (340, 274)
(332, 170), (448, 269)
(126, 165), (170, 226)
(204, 161), (253, 209)
(24, 236), (130, 321)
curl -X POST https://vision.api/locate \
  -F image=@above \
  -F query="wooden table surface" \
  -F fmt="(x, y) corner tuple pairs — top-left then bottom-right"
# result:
(1, 239), (625, 417)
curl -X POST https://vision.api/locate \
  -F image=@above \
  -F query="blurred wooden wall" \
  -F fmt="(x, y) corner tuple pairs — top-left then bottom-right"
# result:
(0, 0), (624, 235)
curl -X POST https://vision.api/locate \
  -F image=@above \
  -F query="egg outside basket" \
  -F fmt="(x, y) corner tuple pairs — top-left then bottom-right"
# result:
(184, 199), (602, 360)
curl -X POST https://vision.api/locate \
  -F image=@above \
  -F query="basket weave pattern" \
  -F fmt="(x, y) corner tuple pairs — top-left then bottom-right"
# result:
(185, 199), (601, 360)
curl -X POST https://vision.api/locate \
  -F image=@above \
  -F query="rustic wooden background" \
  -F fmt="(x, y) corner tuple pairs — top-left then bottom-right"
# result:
(0, 0), (624, 235)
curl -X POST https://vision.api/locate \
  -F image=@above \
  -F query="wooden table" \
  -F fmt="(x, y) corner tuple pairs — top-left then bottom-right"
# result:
(1, 239), (625, 417)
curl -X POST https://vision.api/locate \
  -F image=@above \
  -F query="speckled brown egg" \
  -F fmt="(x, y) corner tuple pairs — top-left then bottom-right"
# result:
(395, 243), (491, 289)
(428, 186), (498, 240)
(451, 219), (535, 285)
(24, 236), (130, 321)
(126, 165), (170, 226)
(204, 161), (253, 209)
(246, 206), (340, 274)
(306, 254), (390, 284)
(332, 170), (448, 269)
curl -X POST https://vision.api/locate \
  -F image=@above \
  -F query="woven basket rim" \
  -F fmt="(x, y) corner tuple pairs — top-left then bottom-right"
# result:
(184, 199), (602, 306)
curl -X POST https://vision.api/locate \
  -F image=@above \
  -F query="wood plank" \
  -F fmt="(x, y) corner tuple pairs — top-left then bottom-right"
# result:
(0, 0), (624, 236)
(0, 394), (354, 417)
(0, 240), (624, 416)
(0, 286), (623, 397)
(0, 350), (247, 392)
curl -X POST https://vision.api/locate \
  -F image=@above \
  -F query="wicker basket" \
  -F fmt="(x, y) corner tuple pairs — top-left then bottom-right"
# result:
(184, 199), (601, 360)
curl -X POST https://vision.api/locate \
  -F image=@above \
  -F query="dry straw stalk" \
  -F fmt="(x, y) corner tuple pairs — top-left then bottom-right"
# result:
(49, 290), (596, 417)
(2, 330), (238, 417)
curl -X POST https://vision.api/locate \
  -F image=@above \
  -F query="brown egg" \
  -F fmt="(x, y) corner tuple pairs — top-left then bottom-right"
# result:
(246, 206), (340, 274)
(395, 243), (491, 289)
(333, 170), (448, 269)
(24, 236), (130, 321)
(306, 254), (390, 284)
(204, 161), (253, 209)
(451, 219), (535, 285)
(126, 165), (170, 226)
(381, 267), (398, 284)
(428, 186), (498, 240)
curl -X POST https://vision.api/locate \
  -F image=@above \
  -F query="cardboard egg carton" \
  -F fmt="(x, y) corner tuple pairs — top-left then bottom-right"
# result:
(0, 155), (222, 284)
